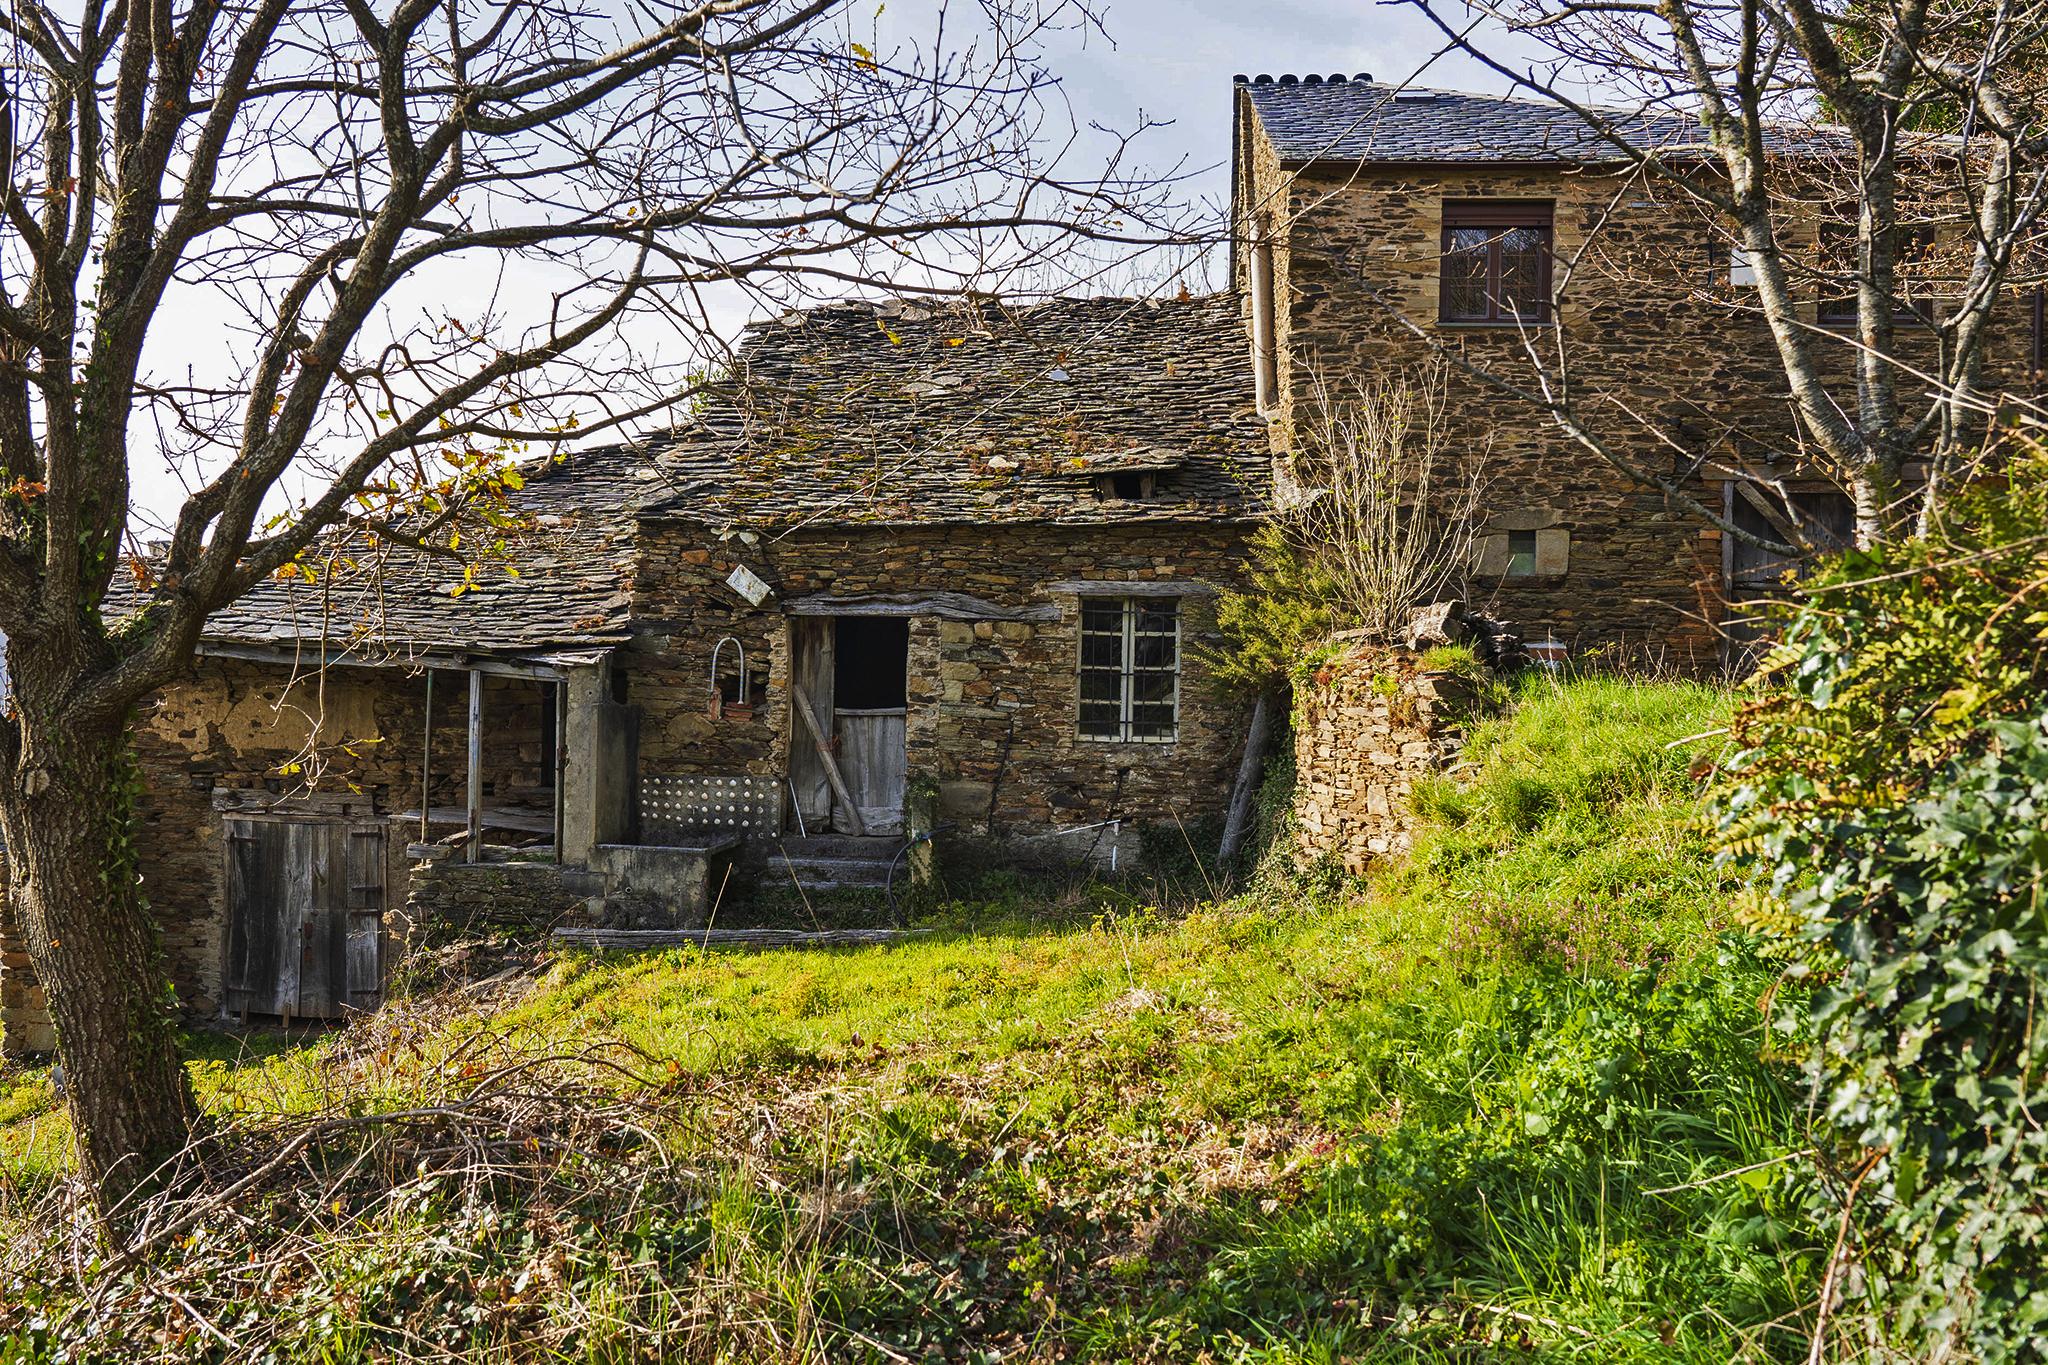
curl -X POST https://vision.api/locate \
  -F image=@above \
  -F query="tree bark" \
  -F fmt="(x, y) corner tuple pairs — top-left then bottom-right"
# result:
(0, 705), (198, 1219)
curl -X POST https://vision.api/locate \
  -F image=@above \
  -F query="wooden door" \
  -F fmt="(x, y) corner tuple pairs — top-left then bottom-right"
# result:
(788, 618), (836, 831)
(223, 817), (385, 1020)
(834, 709), (907, 835)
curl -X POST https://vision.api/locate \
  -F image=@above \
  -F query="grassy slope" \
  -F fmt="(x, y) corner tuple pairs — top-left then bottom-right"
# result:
(0, 676), (1820, 1363)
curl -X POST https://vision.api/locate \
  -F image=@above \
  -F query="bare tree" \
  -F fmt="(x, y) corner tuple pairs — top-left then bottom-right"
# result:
(1389, 0), (2048, 547)
(0, 0), (1186, 1215)
(1283, 363), (1487, 642)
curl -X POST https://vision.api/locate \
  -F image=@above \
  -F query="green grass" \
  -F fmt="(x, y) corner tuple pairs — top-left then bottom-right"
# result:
(0, 675), (1822, 1363)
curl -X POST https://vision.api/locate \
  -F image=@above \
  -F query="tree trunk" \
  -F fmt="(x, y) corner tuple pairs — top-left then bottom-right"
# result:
(0, 705), (198, 1219)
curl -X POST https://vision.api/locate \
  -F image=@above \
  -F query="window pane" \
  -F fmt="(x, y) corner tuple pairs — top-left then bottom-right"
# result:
(1079, 669), (1123, 703)
(1132, 671), (1176, 705)
(1441, 228), (1491, 320)
(1081, 634), (1124, 669)
(1135, 600), (1177, 632)
(1496, 227), (1547, 319)
(1506, 532), (1538, 576)
(1078, 702), (1122, 737)
(1081, 599), (1124, 634)
(1133, 632), (1176, 669)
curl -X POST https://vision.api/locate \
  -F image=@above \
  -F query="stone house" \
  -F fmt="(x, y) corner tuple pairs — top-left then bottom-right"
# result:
(1, 295), (1269, 1050)
(1231, 75), (2039, 661)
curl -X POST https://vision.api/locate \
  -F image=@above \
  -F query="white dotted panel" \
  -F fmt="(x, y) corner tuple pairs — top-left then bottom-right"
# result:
(641, 773), (783, 840)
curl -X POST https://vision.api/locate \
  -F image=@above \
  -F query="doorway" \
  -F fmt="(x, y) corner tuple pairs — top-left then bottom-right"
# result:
(789, 616), (909, 835)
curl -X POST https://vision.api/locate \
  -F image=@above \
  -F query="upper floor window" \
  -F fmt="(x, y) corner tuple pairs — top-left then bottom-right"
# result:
(1078, 597), (1179, 742)
(1440, 202), (1553, 325)
(1818, 221), (1935, 327)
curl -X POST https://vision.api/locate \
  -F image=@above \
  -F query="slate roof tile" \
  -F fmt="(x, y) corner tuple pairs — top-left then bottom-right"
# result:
(126, 294), (1268, 658)
(1240, 77), (1841, 165)
(635, 292), (1271, 529)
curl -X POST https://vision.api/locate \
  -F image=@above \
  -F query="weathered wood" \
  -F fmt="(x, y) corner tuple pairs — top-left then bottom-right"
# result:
(791, 679), (866, 837)
(419, 668), (433, 842)
(789, 620), (835, 829)
(836, 707), (906, 835)
(1217, 691), (1275, 870)
(465, 669), (483, 863)
(553, 926), (933, 950)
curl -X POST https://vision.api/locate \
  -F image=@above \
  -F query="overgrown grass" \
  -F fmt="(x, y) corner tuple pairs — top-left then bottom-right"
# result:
(0, 675), (1821, 1362)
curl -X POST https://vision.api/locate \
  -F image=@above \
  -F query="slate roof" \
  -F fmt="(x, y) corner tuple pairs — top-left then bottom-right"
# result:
(1239, 76), (1837, 165)
(130, 293), (1266, 658)
(635, 293), (1270, 529)
(124, 446), (642, 662)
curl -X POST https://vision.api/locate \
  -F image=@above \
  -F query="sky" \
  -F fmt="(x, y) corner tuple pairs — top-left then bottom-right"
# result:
(128, 0), (1527, 528)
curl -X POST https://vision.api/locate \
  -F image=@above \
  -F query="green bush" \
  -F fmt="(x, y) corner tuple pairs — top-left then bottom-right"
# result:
(1716, 452), (2048, 1362)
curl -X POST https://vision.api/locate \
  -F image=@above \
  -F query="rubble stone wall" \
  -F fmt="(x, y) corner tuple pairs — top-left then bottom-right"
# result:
(629, 520), (1257, 850)
(1290, 643), (1476, 874)
(1235, 118), (2038, 664)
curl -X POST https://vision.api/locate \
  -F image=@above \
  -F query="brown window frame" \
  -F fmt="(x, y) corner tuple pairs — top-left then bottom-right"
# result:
(1439, 202), (1555, 326)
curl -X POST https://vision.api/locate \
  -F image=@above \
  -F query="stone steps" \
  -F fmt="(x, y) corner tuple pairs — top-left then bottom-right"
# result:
(763, 836), (903, 896)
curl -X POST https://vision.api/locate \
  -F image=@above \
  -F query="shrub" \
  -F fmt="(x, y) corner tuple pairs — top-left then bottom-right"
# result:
(1716, 450), (2048, 1363)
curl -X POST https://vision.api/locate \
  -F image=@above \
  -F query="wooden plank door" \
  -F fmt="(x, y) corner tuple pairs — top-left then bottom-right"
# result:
(223, 816), (385, 1020)
(788, 618), (835, 831)
(834, 709), (906, 835)
(223, 817), (292, 1017)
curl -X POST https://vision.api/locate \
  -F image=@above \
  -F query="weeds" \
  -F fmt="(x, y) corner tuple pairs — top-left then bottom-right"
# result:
(0, 677), (1821, 1362)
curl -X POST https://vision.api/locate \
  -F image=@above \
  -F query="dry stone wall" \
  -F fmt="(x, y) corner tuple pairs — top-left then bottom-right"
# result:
(1290, 642), (1477, 874)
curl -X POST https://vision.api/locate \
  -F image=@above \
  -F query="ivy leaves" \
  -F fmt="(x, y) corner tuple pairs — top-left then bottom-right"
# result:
(1715, 446), (2048, 1362)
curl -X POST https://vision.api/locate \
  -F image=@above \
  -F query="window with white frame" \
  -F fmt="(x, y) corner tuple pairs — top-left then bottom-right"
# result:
(1078, 597), (1179, 741)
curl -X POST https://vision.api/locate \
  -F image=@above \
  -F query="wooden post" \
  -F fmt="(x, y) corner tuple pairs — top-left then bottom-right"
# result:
(1217, 691), (1275, 872)
(790, 680), (865, 837)
(465, 669), (483, 862)
(552, 677), (566, 864)
(419, 668), (433, 843)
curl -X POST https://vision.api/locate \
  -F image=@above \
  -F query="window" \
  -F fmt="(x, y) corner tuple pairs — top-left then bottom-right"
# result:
(1078, 597), (1179, 741)
(1818, 221), (1934, 326)
(1474, 525), (1569, 578)
(1440, 202), (1553, 324)
(1506, 529), (1538, 576)
(1096, 471), (1157, 501)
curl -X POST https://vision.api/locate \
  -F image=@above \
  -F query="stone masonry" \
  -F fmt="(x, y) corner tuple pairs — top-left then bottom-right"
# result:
(1233, 81), (2039, 663)
(1290, 640), (1478, 873)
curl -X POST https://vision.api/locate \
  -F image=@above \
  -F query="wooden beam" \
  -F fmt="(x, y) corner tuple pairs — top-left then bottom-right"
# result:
(1217, 691), (1275, 871)
(465, 669), (483, 862)
(419, 668), (434, 843)
(791, 680), (866, 837)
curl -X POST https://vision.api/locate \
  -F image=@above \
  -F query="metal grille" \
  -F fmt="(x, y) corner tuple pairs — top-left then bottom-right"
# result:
(640, 774), (782, 841)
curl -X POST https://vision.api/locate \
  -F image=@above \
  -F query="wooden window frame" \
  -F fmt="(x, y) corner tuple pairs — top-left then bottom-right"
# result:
(1439, 201), (1555, 326)
(1077, 597), (1180, 743)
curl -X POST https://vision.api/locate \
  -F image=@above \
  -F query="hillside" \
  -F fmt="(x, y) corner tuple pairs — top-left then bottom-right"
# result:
(0, 676), (1821, 1363)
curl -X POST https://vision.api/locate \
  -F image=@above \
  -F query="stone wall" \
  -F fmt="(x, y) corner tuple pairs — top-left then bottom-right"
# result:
(121, 658), (558, 1016)
(398, 858), (603, 940)
(1235, 114), (2038, 662)
(627, 520), (1257, 852)
(0, 889), (51, 1054)
(1290, 643), (1476, 874)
